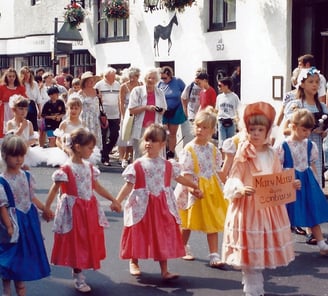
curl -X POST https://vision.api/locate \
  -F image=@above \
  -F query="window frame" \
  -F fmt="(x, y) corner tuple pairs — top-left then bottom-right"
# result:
(97, 0), (129, 43)
(209, 0), (236, 31)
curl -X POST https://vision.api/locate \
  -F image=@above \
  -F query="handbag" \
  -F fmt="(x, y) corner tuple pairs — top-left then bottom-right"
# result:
(98, 96), (109, 130)
(220, 118), (234, 127)
(121, 108), (134, 141)
(0, 176), (19, 244)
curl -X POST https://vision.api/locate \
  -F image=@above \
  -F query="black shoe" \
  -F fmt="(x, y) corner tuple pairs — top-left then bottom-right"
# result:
(166, 150), (175, 160)
(306, 233), (317, 245)
(291, 226), (306, 236)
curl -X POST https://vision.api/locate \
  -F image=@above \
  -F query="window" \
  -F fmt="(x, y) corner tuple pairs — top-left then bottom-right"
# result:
(70, 51), (96, 77)
(209, 0), (236, 31)
(0, 56), (10, 69)
(28, 54), (51, 68)
(98, 0), (129, 43)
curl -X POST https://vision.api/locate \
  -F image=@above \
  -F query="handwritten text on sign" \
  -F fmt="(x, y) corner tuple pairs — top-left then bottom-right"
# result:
(252, 169), (296, 210)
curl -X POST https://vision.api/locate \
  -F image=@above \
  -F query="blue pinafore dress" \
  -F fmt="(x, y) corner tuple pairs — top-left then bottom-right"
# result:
(282, 141), (328, 227)
(0, 171), (50, 281)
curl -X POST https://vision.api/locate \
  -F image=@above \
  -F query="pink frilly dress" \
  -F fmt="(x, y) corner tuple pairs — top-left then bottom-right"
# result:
(120, 157), (185, 261)
(50, 160), (109, 270)
(222, 140), (295, 269)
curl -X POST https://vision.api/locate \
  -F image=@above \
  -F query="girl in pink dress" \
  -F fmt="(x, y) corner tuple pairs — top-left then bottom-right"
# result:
(112, 123), (202, 280)
(43, 128), (121, 293)
(222, 102), (300, 296)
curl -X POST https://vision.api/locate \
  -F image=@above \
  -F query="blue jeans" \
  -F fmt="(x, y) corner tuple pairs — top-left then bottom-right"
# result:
(218, 122), (236, 149)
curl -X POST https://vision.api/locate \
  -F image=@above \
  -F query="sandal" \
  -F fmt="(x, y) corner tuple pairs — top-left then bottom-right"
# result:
(291, 226), (306, 236)
(129, 261), (141, 276)
(209, 252), (225, 269)
(182, 244), (195, 261)
(305, 233), (317, 245)
(162, 272), (179, 281)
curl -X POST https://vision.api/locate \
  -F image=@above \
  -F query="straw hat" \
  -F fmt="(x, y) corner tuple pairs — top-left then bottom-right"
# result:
(80, 71), (95, 88)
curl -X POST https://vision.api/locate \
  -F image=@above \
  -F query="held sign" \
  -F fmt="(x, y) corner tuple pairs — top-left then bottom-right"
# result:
(252, 169), (296, 210)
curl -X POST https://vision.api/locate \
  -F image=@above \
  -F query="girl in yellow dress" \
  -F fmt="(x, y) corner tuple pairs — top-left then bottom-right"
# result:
(175, 106), (228, 268)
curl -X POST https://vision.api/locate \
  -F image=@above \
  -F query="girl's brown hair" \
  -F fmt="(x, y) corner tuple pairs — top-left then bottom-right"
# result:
(1, 68), (21, 87)
(142, 123), (167, 143)
(12, 96), (29, 108)
(70, 128), (96, 152)
(296, 72), (322, 114)
(1, 135), (27, 161)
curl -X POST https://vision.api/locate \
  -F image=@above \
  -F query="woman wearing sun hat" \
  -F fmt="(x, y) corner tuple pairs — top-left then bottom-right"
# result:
(78, 71), (103, 154)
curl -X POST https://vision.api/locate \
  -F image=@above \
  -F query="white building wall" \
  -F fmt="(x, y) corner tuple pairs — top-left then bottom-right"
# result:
(94, 0), (291, 106)
(0, 0), (88, 55)
(0, 0), (292, 106)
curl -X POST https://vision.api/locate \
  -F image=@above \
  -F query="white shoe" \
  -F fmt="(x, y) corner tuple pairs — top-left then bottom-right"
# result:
(73, 273), (91, 293)
(319, 242), (328, 256)
(121, 159), (128, 169)
(182, 244), (195, 260)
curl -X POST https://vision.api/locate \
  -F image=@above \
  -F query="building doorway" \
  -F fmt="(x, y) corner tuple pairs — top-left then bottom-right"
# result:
(292, 0), (328, 79)
(207, 60), (241, 98)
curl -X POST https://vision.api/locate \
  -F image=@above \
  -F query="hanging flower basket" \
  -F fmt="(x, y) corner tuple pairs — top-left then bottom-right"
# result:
(64, 2), (85, 28)
(161, 0), (196, 12)
(103, 0), (129, 20)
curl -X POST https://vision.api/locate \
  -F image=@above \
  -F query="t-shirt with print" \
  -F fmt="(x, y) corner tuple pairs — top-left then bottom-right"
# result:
(215, 91), (240, 119)
(181, 82), (201, 120)
(41, 99), (66, 131)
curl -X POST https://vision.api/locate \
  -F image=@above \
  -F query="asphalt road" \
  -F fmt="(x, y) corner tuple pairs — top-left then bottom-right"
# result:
(1, 161), (328, 296)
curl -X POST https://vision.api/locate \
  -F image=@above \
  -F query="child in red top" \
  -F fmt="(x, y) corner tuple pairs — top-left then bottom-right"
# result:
(43, 128), (121, 293)
(112, 123), (202, 280)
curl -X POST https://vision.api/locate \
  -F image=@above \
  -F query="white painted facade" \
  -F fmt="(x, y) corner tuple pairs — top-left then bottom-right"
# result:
(0, 0), (292, 106)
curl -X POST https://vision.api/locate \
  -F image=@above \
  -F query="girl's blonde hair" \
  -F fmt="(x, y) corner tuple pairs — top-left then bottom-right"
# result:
(70, 128), (96, 153)
(67, 96), (82, 108)
(1, 135), (27, 161)
(194, 106), (217, 129)
(72, 78), (81, 86)
(290, 108), (315, 129)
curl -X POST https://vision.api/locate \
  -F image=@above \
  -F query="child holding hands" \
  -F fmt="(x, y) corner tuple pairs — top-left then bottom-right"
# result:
(43, 128), (121, 293)
(175, 106), (228, 267)
(0, 135), (50, 296)
(222, 102), (299, 296)
(111, 123), (202, 280)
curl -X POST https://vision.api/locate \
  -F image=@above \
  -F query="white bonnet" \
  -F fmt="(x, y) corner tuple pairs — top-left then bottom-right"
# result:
(296, 67), (320, 88)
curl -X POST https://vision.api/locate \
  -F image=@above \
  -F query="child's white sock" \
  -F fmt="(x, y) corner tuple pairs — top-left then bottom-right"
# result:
(317, 240), (328, 250)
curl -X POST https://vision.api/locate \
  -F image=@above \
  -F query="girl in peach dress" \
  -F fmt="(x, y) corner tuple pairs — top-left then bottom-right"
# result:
(222, 102), (299, 296)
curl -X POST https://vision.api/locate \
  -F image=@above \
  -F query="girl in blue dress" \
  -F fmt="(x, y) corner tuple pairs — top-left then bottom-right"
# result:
(278, 108), (328, 256)
(0, 135), (51, 296)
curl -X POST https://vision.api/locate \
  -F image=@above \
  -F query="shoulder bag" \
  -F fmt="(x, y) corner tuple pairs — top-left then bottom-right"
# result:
(121, 108), (134, 141)
(96, 90), (109, 130)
